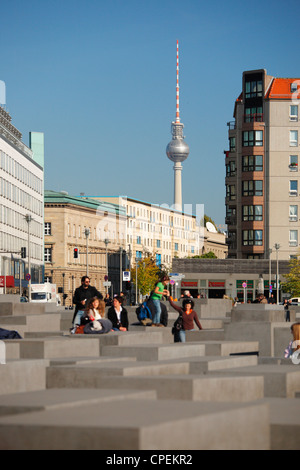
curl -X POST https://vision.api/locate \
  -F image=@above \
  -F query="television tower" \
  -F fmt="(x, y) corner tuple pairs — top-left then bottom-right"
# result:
(166, 40), (190, 212)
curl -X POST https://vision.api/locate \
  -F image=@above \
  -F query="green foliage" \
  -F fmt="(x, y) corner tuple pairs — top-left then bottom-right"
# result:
(131, 255), (168, 296)
(281, 257), (300, 296)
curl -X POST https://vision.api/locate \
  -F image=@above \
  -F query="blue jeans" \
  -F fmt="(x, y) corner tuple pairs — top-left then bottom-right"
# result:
(74, 310), (85, 326)
(152, 299), (161, 324)
(179, 328), (196, 343)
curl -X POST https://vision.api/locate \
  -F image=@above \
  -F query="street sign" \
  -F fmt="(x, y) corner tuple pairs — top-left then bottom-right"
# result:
(170, 280), (175, 285)
(104, 275), (108, 281)
(269, 285), (273, 292)
(169, 273), (185, 281)
(242, 282), (247, 288)
(103, 281), (111, 287)
(123, 271), (131, 281)
(25, 274), (31, 281)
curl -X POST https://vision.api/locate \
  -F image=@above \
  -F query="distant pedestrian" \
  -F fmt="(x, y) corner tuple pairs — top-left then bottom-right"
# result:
(284, 299), (291, 322)
(268, 294), (276, 304)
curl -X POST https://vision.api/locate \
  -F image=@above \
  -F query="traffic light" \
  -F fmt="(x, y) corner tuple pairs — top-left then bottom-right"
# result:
(21, 247), (26, 258)
(125, 281), (131, 291)
(74, 247), (79, 259)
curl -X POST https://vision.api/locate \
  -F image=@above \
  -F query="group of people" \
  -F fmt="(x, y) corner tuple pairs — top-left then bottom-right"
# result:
(71, 274), (203, 342)
(71, 276), (129, 334)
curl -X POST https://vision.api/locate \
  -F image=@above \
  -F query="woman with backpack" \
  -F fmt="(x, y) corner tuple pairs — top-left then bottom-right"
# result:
(169, 296), (203, 342)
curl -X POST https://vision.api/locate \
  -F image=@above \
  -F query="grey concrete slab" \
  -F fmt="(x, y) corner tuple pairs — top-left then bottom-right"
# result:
(188, 355), (258, 374)
(0, 399), (270, 450)
(0, 303), (46, 316)
(225, 321), (296, 357)
(11, 337), (101, 359)
(208, 364), (300, 398)
(186, 339), (259, 356)
(0, 388), (157, 417)
(0, 359), (49, 395)
(100, 343), (206, 361)
(47, 367), (264, 402)
(258, 398), (300, 450)
(48, 356), (137, 366)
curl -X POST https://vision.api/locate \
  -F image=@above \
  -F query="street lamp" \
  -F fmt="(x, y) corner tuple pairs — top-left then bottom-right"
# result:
(268, 248), (272, 299)
(135, 257), (139, 305)
(24, 214), (32, 302)
(104, 238), (110, 294)
(84, 228), (90, 276)
(274, 243), (280, 304)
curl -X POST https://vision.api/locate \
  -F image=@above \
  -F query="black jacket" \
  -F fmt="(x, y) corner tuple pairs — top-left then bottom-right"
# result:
(72, 285), (103, 322)
(107, 306), (129, 330)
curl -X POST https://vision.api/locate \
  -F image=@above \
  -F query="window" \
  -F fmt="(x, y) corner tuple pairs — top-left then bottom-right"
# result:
(229, 137), (236, 152)
(135, 251), (142, 259)
(226, 184), (236, 200)
(175, 243), (179, 251)
(137, 236), (141, 244)
(44, 222), (51, 235)
(156, 239), (161, 248)
(226, 161), (236, 177)
(291, 82), (298, 93)
(289, 205), (298, 221)
(244, 106), (263, 122)
(290, 130), (298, 146)
(290, 180), (298, 196)
(242, 205), (263, 221)
(242, 230), (263, 246)
(245, 80), (263, 99)
(44, 248), (52, 263)
(242, 180), (263, 197)
(290, 105), (298, 121)
(243, 130), (263, 147)
(289, 230), (298, 247)
(242, 155), (263, 172)
(289, 155), (298, 170)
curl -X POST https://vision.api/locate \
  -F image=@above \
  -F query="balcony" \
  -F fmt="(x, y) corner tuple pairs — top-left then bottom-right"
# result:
(227, 121), (236, 130)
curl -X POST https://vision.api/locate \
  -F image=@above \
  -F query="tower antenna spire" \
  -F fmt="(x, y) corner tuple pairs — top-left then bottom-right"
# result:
(176, 39), (180, 123)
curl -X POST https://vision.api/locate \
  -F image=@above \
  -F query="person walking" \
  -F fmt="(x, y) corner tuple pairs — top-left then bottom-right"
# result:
(72, 276), (103, 329)
(169, 296), (203, 342)
(150, 276), (170, 326)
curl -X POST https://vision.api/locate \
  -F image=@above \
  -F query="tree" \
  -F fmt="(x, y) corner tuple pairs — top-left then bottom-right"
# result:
(189, 251), (217, 259)
(131, 255), (165, 296)
(281, 257), (300, 297)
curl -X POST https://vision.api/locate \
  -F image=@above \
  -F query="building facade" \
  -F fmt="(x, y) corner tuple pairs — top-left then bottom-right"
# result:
(172, 258), (290, 302)
(0, 106), (44, 292)
(225, 69), (300, 261)
(44, 191), (127, 305)
(90, 196), (228, 269)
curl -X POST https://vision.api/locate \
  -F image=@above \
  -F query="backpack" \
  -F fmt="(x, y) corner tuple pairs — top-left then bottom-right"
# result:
(136, 302), (152, 323)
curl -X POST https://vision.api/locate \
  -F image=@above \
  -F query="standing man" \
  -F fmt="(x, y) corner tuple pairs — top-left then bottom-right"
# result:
(72, 276), (103, 329)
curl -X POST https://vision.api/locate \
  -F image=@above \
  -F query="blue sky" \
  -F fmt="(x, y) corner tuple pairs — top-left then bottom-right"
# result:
(1, 0), (300, 228)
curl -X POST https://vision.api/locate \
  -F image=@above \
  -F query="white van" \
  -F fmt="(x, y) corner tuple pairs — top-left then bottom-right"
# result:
(289, 297), (300, 304)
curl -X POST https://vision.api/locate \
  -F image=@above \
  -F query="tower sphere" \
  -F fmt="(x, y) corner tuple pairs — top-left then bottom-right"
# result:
(166, 138), (190, 163)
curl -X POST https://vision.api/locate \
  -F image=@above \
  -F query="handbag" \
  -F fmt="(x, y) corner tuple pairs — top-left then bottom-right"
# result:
(172, 314), (183, 334)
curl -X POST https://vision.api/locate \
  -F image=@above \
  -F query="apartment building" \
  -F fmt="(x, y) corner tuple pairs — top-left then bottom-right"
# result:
(92, 196), (227, 266)
(0, 106), (44, 291)
(225, 69), (300, 260)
